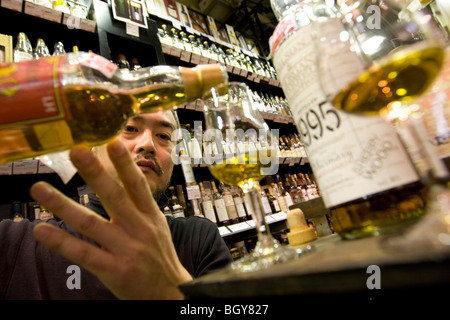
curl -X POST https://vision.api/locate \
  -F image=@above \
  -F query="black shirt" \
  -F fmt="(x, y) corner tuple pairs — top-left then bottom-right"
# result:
(0, 193), (232, 299)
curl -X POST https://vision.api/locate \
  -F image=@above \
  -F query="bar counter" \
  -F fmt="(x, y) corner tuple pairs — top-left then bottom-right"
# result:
(179, 231), (450, 300)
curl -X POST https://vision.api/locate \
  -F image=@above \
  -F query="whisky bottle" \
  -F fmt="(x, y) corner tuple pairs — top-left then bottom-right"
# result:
(117, 54), (130, 70)
(12, 201), (24, 222)
(131, 58), (142, 70)
(176, 184), (188, 213)
(33, 39), (50, 59)
(13, 32), (33, 62)
(39, 203), (53, 220)
(0, 52), (228, 164)
(267, 176), (288, 212)
(276, 174), (294, 208)
(231, 185), (248, 221)
(168, 186), (185, 218)
(220, 182), (239, 224)
(199, 182), (216, 223)
(211, 180), (230, 226)
(270, 0), (426, 239)
(53, 41), (66, 56)
(259, 187), (273, 215)
(264, 187), (281, 213)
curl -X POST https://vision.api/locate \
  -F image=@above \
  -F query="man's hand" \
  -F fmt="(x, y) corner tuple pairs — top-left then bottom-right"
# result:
(30, 138), (193, 299)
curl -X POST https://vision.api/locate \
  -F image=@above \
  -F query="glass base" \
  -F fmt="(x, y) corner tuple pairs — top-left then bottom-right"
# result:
(229, 235), (301, 273)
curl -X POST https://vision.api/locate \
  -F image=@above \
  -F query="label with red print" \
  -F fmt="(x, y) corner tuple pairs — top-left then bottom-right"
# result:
(0, 56), (67, 127)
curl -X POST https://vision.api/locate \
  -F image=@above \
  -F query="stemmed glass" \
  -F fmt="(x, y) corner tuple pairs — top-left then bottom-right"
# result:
(314, 0), (450, 249)
(201, 82), (299, 272)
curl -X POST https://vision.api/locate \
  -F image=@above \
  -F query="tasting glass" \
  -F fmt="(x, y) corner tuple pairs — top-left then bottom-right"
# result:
(315, 0), (450, 250)
(201, 82), (299, 272)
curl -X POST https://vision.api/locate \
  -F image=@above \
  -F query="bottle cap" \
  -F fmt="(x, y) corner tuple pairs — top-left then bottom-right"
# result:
(181, 64), (228, 100)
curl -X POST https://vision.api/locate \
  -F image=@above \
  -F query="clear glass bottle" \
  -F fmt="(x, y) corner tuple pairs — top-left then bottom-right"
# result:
(269, 0), (426, 239)
(0, 52), (228, 164)
(33, 38), (50, 59)
(12, 201), (24, 222)
(53, 41), (66, 56)
(13, 32), (33, 62)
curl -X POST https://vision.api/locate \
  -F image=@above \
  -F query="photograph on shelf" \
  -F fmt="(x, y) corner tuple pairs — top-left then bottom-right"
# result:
(206, 15), (221, 40)
(177, 2), (192, 29)
(188, 8), (210, 35)
(145, 0), (167, 18)
(163, 0), (179, 21)
(217, 27), (231, 45)
(112, 0), (148, 28)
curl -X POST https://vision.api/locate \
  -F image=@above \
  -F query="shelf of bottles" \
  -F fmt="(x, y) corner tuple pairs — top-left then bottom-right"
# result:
(0, 0), (96, 32)
(156, 23), (281, 87)
(164, 169), (321, 240)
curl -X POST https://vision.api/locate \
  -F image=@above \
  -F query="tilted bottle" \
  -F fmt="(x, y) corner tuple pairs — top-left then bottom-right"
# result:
(269, 0), (425, 239)
(0, 52), (228, 164)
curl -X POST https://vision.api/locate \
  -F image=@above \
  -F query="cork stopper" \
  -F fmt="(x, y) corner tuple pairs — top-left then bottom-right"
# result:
(181, 64), (228, 100)
(287, 208), (309, 230)
(286, 208), (317, 245)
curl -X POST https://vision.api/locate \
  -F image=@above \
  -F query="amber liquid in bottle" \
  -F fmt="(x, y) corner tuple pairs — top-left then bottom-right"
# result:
(0, 83), (188, 163)
(333, 46), (445, 115)
(326, 46), (442, 239)
(0, 55), (227, 164)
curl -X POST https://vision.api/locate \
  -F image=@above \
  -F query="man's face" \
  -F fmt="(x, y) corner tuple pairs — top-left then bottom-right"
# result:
(94, 110), (176, 201)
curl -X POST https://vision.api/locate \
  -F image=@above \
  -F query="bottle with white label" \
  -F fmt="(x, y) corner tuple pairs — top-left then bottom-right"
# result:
(211, 180), (231, 226)
(199, 182), (216, 223)
(269, 0), (426, 239)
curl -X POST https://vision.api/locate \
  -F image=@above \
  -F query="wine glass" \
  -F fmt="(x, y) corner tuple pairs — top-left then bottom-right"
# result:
(201, 82), (299, 272)
(314, 0), (450, 250)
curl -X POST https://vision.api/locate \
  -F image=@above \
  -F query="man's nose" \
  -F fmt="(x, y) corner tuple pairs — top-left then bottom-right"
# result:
(136, 129), (156, 154)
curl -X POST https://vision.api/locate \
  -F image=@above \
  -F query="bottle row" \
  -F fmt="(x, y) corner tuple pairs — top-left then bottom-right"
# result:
(164, 172), (321, 230)
(11, 31), (76, 62)
(157, 24), (281, 87)
(2, 200), (54, 222)
(178, 123), (308, 167)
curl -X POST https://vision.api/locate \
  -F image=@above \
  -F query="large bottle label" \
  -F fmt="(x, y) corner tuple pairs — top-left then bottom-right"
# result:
(272, 20), (419, 208)
(0, 57), (67, 128)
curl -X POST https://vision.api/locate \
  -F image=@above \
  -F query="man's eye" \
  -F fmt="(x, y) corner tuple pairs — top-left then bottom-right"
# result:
(124, 125), (138, 133)
(157, 133), (171, 141)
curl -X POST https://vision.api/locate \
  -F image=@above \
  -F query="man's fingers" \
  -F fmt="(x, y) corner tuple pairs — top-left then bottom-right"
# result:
(33, 223), (114, 276)
(30, 181), (126, 251)
(69, 145), (145, 228)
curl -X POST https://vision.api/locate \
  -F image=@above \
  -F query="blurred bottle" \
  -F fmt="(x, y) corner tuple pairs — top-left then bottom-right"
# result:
(0, 52), (228, 164)
(13, 32), (33, 62)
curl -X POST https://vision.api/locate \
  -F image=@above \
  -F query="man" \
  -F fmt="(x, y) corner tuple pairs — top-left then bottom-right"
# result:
(0, 110), (232, 299)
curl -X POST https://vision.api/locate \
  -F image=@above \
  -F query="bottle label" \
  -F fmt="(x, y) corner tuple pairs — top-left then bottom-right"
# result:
(233, 197), (247, 218)
(81, 52), (118, 79)
(202, 199), (216, 223)
(214, 198), (229, 222)
(272, 20), (419, 208)
(0, 56), (68, 128)
(261, 196), (272, 214)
